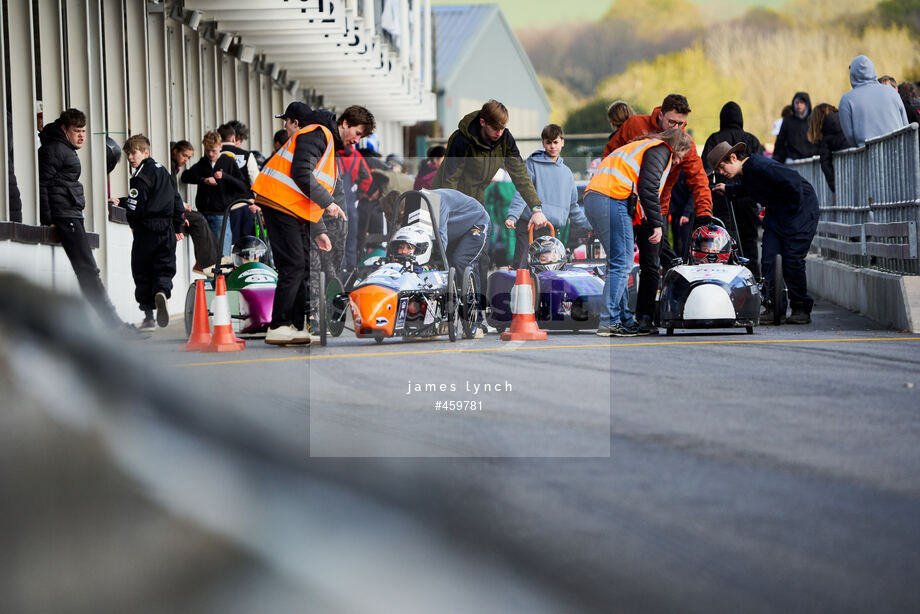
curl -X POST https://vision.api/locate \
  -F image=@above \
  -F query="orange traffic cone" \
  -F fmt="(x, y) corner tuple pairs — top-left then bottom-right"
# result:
(201, 275), (245, 352)
(500, 268), (547, 341)
(184, 279), (212, 351)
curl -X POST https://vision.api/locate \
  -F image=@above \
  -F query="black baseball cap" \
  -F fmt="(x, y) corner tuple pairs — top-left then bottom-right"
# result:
(275, 101), (312, 125)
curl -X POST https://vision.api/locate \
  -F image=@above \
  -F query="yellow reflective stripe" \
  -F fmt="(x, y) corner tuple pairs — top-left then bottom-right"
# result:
(278, 147), (295, 163)
(261, 166), (308, 197)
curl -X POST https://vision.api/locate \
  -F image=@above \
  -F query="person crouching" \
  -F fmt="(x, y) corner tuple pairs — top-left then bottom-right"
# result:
(113, 135), (186, 328)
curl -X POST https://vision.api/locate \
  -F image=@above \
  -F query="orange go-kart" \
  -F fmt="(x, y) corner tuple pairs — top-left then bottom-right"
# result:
(318, 190), (480, 345)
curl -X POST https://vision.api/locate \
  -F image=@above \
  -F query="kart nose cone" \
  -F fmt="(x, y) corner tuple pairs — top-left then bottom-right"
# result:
(349, 284), (398, 338)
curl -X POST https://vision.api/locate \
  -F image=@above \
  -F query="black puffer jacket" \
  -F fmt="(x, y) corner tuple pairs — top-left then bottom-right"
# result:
(635, 143), (671, 229)
(38, 119), (85, 224)
(816, 112), (850, 194)
(287, 109), (343, 211)
(773, 92), (816, 163)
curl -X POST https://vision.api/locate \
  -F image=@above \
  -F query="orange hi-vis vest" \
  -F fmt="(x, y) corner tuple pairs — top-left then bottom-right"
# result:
(586, 138), (672, 224)
(252, 124), (336, 223)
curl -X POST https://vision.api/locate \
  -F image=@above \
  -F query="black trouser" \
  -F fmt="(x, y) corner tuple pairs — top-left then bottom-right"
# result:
(131, 226), (177, 312)
(307, 216), (347, 320)
(262, 207), (306, 328)
(184, 209), (219, 269)
(634, 223), (663, 320)
(53, 216), (122, 327)
(447, 227), (488, 323)
(761, 210), (819, 314)
(713, 193), (760, 278)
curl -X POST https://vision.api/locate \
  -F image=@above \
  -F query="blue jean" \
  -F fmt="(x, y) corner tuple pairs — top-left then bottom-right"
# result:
(204, 213), (232, 258)
(584, 191), (634, 326)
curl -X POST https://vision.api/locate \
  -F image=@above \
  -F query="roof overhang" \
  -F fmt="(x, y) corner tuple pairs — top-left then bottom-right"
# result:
(183, 0), (435, 123)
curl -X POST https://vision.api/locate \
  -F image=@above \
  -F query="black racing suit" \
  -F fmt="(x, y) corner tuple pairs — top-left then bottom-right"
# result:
(121, 157), (185, 313)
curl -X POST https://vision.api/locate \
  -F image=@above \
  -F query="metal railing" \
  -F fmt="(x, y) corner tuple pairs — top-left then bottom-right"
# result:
(788, 123), (920, 275)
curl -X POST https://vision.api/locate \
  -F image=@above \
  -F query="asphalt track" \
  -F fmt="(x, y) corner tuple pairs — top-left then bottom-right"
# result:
(150, 300), (920, 612)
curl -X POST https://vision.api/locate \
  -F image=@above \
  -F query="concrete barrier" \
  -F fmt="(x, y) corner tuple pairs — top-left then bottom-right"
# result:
(807, 255), (920, 332)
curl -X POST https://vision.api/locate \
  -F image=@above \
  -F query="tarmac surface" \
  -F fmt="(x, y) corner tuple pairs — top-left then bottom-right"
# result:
(127, 299), (920, 613)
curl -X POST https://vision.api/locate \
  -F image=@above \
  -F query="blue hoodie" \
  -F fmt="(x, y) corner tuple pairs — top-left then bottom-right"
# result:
(425, 188), (491, 250)
(507, 150), (590, 231)
(838, 55), (908, 147)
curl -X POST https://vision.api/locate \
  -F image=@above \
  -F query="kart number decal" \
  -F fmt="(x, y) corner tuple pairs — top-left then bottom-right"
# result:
(395, 298), (408, 329)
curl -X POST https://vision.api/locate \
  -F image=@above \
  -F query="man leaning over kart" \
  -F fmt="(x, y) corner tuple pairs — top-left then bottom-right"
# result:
(419, 188), (491, 337)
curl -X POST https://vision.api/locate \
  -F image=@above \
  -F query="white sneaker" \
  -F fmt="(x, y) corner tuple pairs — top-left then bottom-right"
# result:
(265, 325), (311, 345)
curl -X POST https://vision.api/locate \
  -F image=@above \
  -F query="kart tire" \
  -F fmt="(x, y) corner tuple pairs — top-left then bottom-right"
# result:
(325, 274), (346, 338)
(184, 282), (197, 337)
(773, 253), (784, 326)
(461, 265), (479, 339)
(447, 267), (459, 342)
(318, 272), (328, 347)
(666, 327), (674, 336)
(746, 325), (754, 334)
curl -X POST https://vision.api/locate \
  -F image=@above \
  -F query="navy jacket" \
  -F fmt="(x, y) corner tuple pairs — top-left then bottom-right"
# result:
(725, 154), (819, 234)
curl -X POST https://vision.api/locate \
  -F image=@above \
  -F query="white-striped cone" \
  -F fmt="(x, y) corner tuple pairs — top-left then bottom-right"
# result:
(500, 268), (547, 341)
(201, 275), (245, 352)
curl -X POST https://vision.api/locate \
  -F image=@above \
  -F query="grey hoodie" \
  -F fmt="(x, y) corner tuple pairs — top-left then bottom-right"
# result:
(838, 55), (908, 147)
(507, 150), (589, 230)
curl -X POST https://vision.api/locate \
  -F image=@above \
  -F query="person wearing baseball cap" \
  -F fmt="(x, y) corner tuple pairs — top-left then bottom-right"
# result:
(274, 101), (312, 126)
(709, 141), (820, 325)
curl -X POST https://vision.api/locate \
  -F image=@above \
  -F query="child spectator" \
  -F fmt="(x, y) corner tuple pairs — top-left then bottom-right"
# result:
(113, 135), (185, 329)
(506, 124), (590, 266)
(606, 100), (635, 143)
(181, 131), (248, 257)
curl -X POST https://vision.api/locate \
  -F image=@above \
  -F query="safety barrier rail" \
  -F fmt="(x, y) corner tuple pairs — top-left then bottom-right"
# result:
(788, 123), (920, 275)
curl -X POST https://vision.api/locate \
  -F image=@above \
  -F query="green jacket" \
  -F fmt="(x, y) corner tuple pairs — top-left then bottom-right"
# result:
(432, 110), (542, 210)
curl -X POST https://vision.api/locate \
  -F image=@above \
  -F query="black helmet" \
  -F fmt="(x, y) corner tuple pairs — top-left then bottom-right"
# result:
(528, 236), (566, 272)
(232, 236), (268, 267)
(690, 224), (733, 264)
(105, 137), (121, 174)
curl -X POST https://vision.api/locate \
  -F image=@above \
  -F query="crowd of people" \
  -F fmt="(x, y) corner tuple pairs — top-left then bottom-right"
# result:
(33, 53), (917, 341)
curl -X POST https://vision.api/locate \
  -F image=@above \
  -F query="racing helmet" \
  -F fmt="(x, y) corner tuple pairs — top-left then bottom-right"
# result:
(528, 236), (567, 272)
(387, 225), (432, 265)
(232, 236), (268, 267)
(689, 224), (733, 264)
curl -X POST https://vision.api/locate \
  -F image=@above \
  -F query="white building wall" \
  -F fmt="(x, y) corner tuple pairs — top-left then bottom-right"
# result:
(3, 0), (418, 324)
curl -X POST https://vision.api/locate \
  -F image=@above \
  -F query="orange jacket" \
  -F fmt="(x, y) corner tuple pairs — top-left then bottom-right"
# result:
(252, 124), (336, 223)
(586, 138), (672, 225)
(602, 107), (712, 219)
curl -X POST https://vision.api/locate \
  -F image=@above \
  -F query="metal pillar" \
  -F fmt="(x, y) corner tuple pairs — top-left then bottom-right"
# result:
(8, 0), (40, 225)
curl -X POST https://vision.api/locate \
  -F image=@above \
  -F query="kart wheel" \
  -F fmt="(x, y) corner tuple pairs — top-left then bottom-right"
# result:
(773, 254), (784, 326)
(666, 327), (674, 336)
(447, 267), (460, 342)
(184, 282), (197, 337)
(746, 325), (754, 334)
(461, 266), (479, 339)
(318, 272), (328, 347)
(325, 275), (346, 337)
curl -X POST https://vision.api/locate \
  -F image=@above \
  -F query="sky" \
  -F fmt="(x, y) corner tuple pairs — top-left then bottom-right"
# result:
(431, 0), (787, 30)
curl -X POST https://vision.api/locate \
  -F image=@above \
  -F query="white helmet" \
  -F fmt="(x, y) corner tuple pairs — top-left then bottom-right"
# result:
(387, 225), (433, 265)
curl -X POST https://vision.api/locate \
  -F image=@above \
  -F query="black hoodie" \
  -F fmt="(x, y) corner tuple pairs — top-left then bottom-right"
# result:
(38, 119), (85, 224)
(773, 91), (816, 163)
(701, 101), (764, 176)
